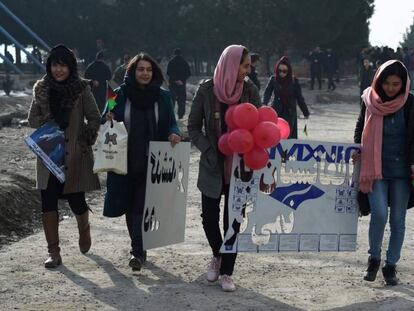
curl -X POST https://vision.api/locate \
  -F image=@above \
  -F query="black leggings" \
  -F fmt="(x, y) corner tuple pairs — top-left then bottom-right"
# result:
(201, 185), (241, 276)
(41, 174), (88, 215)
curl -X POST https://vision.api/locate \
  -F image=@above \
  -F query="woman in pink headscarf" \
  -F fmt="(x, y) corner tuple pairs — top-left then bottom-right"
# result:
(354, 60), (414, 286)
(188, 45), (261, 292)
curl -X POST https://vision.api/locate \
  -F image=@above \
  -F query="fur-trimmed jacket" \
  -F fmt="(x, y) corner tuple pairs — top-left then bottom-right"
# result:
(28, 79), (101, 194)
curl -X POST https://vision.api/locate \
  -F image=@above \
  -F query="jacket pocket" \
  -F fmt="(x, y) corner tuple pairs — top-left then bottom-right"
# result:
(202, 147), (218, 169)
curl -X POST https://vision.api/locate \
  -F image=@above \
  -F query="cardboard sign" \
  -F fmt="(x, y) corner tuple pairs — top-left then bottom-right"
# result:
(221, 139), (361, 253)
(142, 141), (191, 250)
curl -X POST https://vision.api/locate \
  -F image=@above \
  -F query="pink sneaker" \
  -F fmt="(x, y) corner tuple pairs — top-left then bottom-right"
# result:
(219, 274), (236, 292)
(206, 256), (221, 282)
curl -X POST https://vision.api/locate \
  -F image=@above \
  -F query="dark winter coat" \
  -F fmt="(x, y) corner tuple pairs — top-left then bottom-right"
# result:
(84, 60), (112, 111)
(102, 85), (180, 217)
(324, 52), (338, 74)
(308, 52), (323, 73)
(166, 55), (191, 85)
(188, 79), (261, 199)
(262, 76), (310, 139)
(248, 66), (260, 90)
(359, 66), (375, 95)
(354, 93), (414, 215)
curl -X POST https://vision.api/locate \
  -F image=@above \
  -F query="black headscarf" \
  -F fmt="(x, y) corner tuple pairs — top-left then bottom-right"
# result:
(123, 74), (160, 110)
(122, 74), (161, 177)
(274, 56), (294, 108)
(44, 45), (88, 129)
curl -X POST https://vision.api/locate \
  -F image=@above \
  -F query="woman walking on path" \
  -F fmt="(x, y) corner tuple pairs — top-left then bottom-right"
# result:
(188, 45), (261, 292)
(28, 45), (101, 268)
(103, 53), (181, 272)
(262, 56), (310, 139)
(354, 60), (414, 285)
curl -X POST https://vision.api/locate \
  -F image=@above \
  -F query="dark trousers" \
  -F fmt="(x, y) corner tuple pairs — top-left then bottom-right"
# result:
(125, 177), (147, 260)
(41, 174), (88, 215)
(170, 84), (187, 119)
(310, 70), (322, 90)
(201, 185), (240, 276)
(327, 71), (336, 90)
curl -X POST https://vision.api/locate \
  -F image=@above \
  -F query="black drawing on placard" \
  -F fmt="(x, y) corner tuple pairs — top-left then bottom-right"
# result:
(144, 206), (160, 232)
(259, 162), (277, 194)
(150, 151), (177, 184)
(234, 157), (253, 182)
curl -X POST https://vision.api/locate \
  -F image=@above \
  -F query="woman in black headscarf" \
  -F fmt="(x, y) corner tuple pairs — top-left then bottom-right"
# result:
(263, 56), (310, 138)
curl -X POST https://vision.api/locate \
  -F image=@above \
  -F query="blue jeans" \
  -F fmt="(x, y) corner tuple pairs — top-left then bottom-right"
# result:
(367, 178), (410, 266)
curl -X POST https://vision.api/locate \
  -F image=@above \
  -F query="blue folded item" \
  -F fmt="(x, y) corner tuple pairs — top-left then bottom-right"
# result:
(25, 121), (65, 183)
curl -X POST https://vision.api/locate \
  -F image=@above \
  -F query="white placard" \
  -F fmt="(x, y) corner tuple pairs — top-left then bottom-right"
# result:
(319, 234), (339, 251)
(279, 234), (299, 251)
(258, 234), (279, 252)
(221, 139), (360, 253)
(299, 234), (320, 252)
(237, 234), (258, 252)
(142, 141), (191, 250)
(339, 234), (357, 251)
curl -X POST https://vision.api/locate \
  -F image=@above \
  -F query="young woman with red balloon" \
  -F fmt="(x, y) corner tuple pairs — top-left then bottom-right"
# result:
(188, 45), (261, 292)
(263, 56), (310, 138)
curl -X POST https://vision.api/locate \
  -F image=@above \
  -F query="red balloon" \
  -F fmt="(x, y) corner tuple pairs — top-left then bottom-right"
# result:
(253, 121), (281, 148)
(218, 133), (233, 156)
(278, 118), (291, 139)
(233, 103), (259, 130)
(228, 129), (254, 154)
(258, 106), (278, 124)
(244, 147), (269, 170)
(225, 105), (238, 130)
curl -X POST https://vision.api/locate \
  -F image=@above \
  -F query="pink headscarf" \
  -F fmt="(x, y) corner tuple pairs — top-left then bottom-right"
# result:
(359, 60), (411, 193)
(213, 45), (246, 105)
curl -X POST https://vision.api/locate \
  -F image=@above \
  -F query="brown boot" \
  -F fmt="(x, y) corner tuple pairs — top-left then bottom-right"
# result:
(42, 211), (62, 268)
(75, 211), (91, 254)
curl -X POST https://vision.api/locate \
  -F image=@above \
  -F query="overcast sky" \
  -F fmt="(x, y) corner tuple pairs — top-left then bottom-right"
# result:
(369, 0), (414, 48)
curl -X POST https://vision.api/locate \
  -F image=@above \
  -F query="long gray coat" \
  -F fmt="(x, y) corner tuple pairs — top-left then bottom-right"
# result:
(188, 79), (261, 199)
(28, 79), (101, 194)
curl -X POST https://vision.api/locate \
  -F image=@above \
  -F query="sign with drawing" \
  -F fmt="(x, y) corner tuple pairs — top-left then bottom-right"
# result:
(142, 141), (191, 250)
(220, 139), (361, 253)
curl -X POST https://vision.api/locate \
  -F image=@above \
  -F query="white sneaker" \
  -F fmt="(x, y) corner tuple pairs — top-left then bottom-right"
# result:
(219, 274), (236, 292)
(206, 256), (221, 282)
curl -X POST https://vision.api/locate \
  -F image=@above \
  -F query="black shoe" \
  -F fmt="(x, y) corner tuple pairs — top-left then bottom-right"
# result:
(363, 257), (381, 282)
(382, 264), (399, 286)
(129, 255), (143, 271)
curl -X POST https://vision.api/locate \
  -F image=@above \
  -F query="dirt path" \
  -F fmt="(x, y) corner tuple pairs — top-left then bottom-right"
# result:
(1, 81), (414, 311)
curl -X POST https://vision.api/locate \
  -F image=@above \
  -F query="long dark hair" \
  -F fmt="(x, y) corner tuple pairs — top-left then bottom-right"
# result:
(374, 61), (408, 100)
(126, 53), (164, 86)
(45, 44), (78, 78)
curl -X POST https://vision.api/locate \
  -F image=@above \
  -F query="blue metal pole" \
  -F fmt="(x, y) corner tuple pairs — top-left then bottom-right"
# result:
(0, 52), (24, 75)
(0, 25), (45, 70)
(0, 0), (50, 51)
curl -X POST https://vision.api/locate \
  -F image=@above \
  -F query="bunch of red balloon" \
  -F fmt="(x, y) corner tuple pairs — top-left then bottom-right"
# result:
(218, 103), (290, 170)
